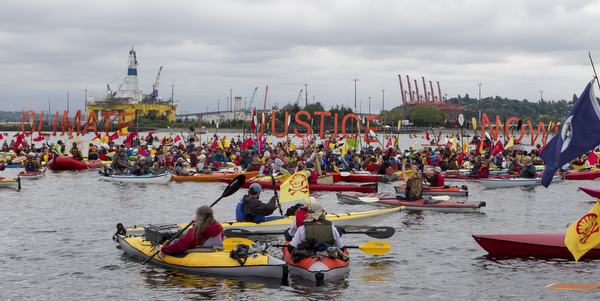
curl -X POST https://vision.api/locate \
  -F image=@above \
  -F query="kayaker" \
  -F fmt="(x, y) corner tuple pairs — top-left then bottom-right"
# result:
(402, 159), (423, 201)
(132, 157), (151, 175)
(211, 148), (227, 166)
(289, 203), (344, 251)
(175, 157), (192, 176)
(237, 183), (281, 223)
(376, 155), (392, 175)
(71, 142), (84, 161)
(471, 160), (490, 178)
(245, 154), (262, 173)
(23, 152), (41, 172)
(159, 206), (224, 256)
(285, 197), (319, 241)
(519, 156), (537, 178)
(424, 166), (445, 187)
(111, 148), (131, 174)
(258, 157), (273, 177)
(54, 140), (63, 156)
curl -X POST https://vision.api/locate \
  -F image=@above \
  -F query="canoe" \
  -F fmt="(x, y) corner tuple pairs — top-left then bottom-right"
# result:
(100, 172), (173, 184)
(472, 233), (600, 259)
(120, 207), (401, 235)
(478, 176), (562, 189)
(562, 171), (600, 180)
(282, 241), (349, 282)
(19, 167), (47, 179)
(336, 192), (485, 213)
(47, 156), (103, 170)
(395, 185), (468, 196)
(171, 171), (258, 182)
(0, 177), (21, 191)
(219, 178), (378, 193)
(338, 172), (399, 183)
(114, 234), (288, 279)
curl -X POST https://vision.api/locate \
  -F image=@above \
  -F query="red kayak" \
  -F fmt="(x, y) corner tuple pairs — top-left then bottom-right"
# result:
(18, 166), (47, 179)
(282, 241), (349, 282)
(47, 156), (103, 170)
(338, 172), (398, 183)
(219, 178), (377, 193)
(562, 171), (600, 180)
(336, 192), (484, 213)
(395, 185), (468, 196)
(472, 233), (600, 259)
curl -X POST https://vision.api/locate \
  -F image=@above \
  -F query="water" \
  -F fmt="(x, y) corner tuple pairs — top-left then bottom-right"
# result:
(2, 132), (599, 300)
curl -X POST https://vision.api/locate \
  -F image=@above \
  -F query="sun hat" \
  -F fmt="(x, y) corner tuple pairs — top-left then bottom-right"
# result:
(305, 204), (325, 221)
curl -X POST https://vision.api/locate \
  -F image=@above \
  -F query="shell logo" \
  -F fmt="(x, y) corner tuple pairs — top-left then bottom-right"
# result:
(576, 213), (600, 244)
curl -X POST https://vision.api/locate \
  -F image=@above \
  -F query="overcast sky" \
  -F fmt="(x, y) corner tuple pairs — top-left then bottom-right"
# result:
(1, 0), (599, 116)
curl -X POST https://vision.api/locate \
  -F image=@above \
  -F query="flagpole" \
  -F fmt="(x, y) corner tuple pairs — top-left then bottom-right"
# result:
(589, 52), (600, 92)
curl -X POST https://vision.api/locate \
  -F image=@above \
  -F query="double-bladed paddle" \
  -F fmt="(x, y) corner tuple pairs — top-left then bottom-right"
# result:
(142, 174), (246, 265)
(224, 226), (395, 239)
(224, 237), (391, 255)
(270, 171), (284, 215)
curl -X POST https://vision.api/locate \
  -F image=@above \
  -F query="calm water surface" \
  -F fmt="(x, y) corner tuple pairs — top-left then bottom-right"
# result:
(2, 132), (600, 300)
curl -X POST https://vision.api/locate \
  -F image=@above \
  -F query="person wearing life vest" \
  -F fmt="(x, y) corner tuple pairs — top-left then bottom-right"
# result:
(285, 197), (318, 241)
(23, 152), (41, 172)
(71, 142), (83, 161)
(54, 140), (63, 156)
(471, 160), (490, 178)
(245, 154), (262, 173)
(236, 183), (281, 223)
(424, 166), (445, 187)
(159, 206), (224, 256)
(289, 203), (344, 252)
(111, 148), (130, 174)
(258, 157), (273, 177)
(520, 156), (537, 178)
(88, 143), (98, 160)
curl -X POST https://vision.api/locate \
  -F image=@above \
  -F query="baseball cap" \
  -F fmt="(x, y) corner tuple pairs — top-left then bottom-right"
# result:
(249, 183), (263, 192)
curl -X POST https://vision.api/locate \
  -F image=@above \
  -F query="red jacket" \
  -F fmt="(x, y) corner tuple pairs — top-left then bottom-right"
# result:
(161, 223), (224, 255)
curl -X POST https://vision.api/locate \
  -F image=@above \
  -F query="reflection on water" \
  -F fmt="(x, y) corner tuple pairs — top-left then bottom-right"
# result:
(359, 260), (393, 283)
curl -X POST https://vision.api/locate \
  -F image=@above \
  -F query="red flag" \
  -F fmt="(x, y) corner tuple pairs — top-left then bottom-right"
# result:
(425, 130), (430, 141)
(174, 135), (181, 143)
(123, 140), (131, 148)
(240, 137), (254, 150)
(13, 133), (20, 137)
(109, 132), (119, 141)
(491, 141), (504, 156)
(588, 151), (599, 165)
(146, 131), (155, 141)
(33, 136), (45, 142)
(324, 136), (332, 151)
(437, 132), (442, 142)
(476, 141), (484, 155)
(251, 108), (257, 130)
(13, 133), (23, 152)
(161, 136), (166, 146)
(211, 136), (218, 149)
(386, 137), (392, 148)
(445, 141), (452, 149)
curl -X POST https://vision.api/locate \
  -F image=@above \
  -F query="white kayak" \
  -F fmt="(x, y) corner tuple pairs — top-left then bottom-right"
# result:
(100, 172), (173, 184)
(479, 175), (562, 189)
(0, 177), (21, 191)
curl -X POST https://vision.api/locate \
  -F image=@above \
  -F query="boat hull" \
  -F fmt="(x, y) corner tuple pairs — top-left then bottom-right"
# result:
(171, 171), (258, 182)
(337, 192), (484, 213)
(472, 233), (600, 258)
(395, 185), (468, 196)
(47, 157), (103, 170)
(563, 171), (600, 180)
(19, 167), (47, 179)
(100, 172), (173, 184)
(0, 177), (21, 190)
(116, 235), (288, 279)
(282, 242), (349, 282)
(478, 176), (562, 189)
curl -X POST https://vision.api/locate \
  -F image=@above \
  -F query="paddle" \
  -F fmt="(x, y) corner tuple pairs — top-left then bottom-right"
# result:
(270, 171), (284, 215)
(357, 195), (449, 202)
(546, 283), (600, 291)
(142, 174), (246, 265)
(224, 226), (396, 239)
(272, 240), (391, 255)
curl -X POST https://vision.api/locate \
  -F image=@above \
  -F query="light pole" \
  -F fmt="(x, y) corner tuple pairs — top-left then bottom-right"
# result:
(539, 91), (544, 116)
(48, 101), (51, 125)
(217, 99), (220, 135)
(477, 83), (482, 129)
(66, 91), (70, 115)
(229, 88), (233, 112)
(84, 88), (87, 112)
(353, 77), (358, 135)
(382, 88), (385, 112)
(368, 96), (371, 116)
(304, 83), (309, 108)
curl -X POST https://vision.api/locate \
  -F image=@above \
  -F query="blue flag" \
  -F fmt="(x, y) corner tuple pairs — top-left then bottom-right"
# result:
(540, 79), (600, 187)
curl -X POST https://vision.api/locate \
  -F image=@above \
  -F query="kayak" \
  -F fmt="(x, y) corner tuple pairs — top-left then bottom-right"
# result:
(114, 234), (288, 279)
(478, 176), (562, 189)
(47, 156), (103, 170)
(171, 171), (258, 182)
(219, 178), (378, 193)
(562, 171), (600, 180)
(336, 192), (485, 213)
(394, 185), (468, 196)
(338, 172), (399, 183)
(472, 233), (600, 259)
(282, 241), (349, 282)
(19, 167), (47, 179)
(0, 177), (21, 191)
(120, 207), (401, 235)
(100, 172), (174, 184)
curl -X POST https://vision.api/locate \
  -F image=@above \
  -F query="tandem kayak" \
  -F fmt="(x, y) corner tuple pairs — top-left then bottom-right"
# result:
(114, 234), (288, 279)
(120, 207), (401, 235)
(18, 167), (47, 179)
(282, 241), (349, 282)
(47, 156), (103, 170)
(99, 172), (174, 184)
(395, 184), (468, 196)
(219, 178), (378, 193)
(478, 176), (562, 189)
(472, 233), (600, 259)
(0, 177), (21, 191)
(337, 192), (485, 213)
(171, 171), (259, 182)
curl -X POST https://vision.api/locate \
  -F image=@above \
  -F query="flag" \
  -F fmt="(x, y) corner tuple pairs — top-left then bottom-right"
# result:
(341, 142), (347, 157)
(279, 170), (310, 203)
(109, 132), (119, 141)
(565, 200), (600, 262)
(302, 134), (310, 147)
(541, 79), (600, 187)
(174, 135), (181, 143)
(477, 141), (484, 155)
(240, 137), (253, 150)
(251, 108), (257, 130)
(437, 132), (442, 142)
(425, 130), (430, 141)
(588, 151), (599, 166)
(289, 142), (296, 152)
(145, 131), (155, 141)
(505, 137), (514, 149)
(324, 137), (332, 151)
(463, 139), (469, 153)
(102, 135), (109, 145)
(0, 133), (3, 139)
(161, 136), (166, 146)
(347, 139), (359, 148)
(386, 137), (392, 148)
(33, 136), (45, 142)
(92, 137), (100, 143)
(411, 140), (417, 151)
(491, 141), (504, 156)
(393, 136), (398, 146)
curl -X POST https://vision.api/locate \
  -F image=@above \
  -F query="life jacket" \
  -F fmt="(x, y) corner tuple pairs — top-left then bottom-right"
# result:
(431, 173), (444, 186)
(303, 219), (335, 245)
(72, 149), (82, 160)
(310, 170), (318, 184)
(164, 157), (174, 167)
(249, 163), (261, 172)
(235, 200), (246, 222)
(25, 160), (36, 172)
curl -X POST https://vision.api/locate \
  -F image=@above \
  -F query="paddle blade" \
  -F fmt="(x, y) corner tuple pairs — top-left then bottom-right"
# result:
(358, 241), (391, 255)
(223, 174), (246, 197)
(546, 283), (600, 291)
(224, 228), (254, 237)
(223, 237), (255, 251)
(471, 117), (477, 130)
(360, 227), (395, 239)
(430, 196), (450, 201)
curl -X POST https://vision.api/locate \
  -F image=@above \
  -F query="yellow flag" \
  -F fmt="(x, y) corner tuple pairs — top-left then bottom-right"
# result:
(341, 142), (347, 157)
(505, 137), (514, 149)
(223, 137), (231, 148)
(397, 120), (401, 131)
(288, 142), (296, 152)
(92, 137), (100, 143)
(279, 170), (310, 203)
(329, 143), (336, 150)
(565, 200), (600, 261)
(101, 135), (109, 145)
(218, 139), (223, 149)
(462, 139), (469, 153)
(478, 141), (484, 154)
(393, 137), (399, 146)
(411, 140), (417, 151)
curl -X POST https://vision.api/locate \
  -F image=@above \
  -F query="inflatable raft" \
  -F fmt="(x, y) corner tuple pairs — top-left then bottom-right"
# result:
(282, 241), (349, 282)
(114, 234), (288, 279)
(47, 156), (103, 170)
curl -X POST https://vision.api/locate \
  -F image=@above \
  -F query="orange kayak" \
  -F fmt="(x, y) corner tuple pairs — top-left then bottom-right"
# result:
(171, 171), (258, 182)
